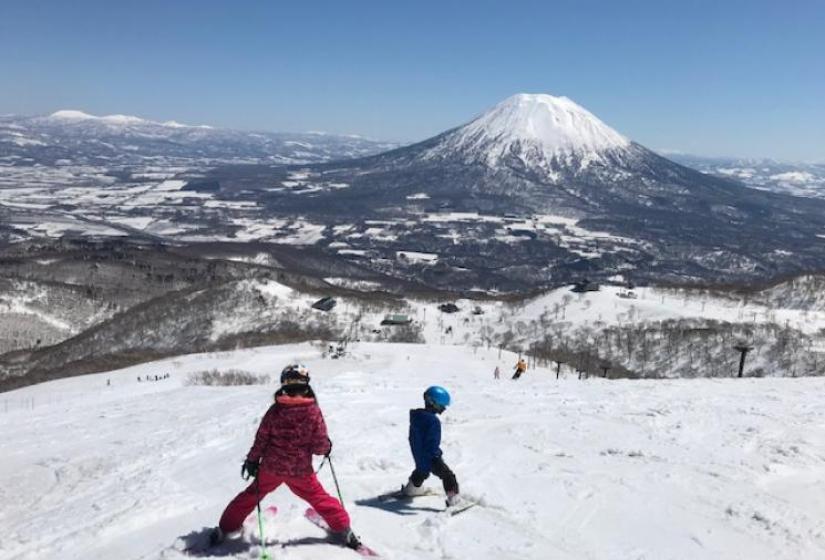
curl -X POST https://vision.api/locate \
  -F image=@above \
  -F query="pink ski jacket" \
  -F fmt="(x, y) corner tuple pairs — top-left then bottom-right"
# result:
(246, 394), (331, 476)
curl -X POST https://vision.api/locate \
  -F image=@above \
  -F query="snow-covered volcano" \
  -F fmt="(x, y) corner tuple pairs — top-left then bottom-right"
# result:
(288, 90), (692, 189)
(426, 93), (631, 170)
(193, 92), (825, 291)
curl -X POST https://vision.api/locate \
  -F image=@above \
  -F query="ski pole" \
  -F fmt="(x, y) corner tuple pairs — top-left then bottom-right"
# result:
(327, 455), (346, 511)
(315, 454), (329, 474)
(314, 392), (346, 510)
(254, 476), (271, 560)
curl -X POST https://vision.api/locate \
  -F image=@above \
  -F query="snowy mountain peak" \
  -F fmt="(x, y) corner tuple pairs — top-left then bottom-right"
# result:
(49, 109), (96, 120)
(48, 109), (148, 126)
(430, 93), (631, 169)
(41, 110), (219, 130)
(99, 114), (147, 125)
(45, 110), (203, 128)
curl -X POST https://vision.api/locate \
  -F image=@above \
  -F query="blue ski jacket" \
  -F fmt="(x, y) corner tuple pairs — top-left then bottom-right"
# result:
(409, 408), (442, 472)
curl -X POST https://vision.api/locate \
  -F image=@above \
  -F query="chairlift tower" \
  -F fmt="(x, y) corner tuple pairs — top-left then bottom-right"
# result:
(734, 344), (753, 378)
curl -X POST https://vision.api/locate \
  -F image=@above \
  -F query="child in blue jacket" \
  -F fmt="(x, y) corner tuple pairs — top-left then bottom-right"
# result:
(402, 385), (461, 506)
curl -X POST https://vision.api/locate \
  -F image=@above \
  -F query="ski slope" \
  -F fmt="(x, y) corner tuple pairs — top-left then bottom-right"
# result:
(3, 342), (825, 560)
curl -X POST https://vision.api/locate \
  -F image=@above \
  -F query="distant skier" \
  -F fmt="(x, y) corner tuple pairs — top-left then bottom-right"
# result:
(512, 358), (527, 380)
(401, 386), (463, 507)
(210, 364), (361, 549)
(494, 366), (500, 380)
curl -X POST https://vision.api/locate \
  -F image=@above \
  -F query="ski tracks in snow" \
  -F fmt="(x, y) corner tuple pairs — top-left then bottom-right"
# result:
(4, 343), (825, 559)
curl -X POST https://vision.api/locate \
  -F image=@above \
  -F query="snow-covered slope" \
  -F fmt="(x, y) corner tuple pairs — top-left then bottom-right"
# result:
(3, 342), (825, 560)
(5, 264), (825, 390)
(427, 93), (630, 169)
(49, 110), (97, 121)
(47, 110), (168, 127)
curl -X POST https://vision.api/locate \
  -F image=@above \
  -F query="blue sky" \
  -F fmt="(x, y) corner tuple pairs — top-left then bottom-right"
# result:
(1, 0), (823, 160)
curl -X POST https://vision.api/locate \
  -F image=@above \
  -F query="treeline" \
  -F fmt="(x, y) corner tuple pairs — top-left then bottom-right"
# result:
(521, 318), (821, 379)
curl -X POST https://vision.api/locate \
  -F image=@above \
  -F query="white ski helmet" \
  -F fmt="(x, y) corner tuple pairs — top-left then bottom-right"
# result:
(280, 363), (310, 385)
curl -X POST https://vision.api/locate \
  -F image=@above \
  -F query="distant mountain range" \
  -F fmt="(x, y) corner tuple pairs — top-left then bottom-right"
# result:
(2, 97), (825, 293)
(664, 153), (825, 199)
(0, 110), (397, 166)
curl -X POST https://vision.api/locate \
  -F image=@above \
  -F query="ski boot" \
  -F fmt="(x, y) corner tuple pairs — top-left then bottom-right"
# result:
(402, 478), (429, 497)
(335, 528), (362, 550)
(208, 527), (224, 547)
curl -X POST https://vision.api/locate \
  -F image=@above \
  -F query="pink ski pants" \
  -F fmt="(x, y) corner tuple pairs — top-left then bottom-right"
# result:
(219, 470), (350, 533)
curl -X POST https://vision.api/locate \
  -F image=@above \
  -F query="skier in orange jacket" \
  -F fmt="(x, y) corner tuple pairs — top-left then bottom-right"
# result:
(512, 358), (527, 380)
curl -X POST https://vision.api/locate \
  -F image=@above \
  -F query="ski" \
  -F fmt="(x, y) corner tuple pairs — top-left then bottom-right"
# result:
(181, 505), (278, 555)
(304, 507), (380, 557)
(445, 500), (476, 516)
(374, 488), (476, 515)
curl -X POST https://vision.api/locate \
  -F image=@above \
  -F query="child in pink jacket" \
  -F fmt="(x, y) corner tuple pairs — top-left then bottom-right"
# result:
(211, 364), (360, 549)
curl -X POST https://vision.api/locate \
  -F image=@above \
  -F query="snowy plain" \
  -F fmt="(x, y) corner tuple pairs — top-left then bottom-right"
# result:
(3, 342), (825, 560)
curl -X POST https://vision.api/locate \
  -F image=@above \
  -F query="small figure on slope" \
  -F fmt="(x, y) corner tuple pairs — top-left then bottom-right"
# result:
(210, 364), (361, 550)
(493, 366), (500, 380)
(401, 385), (463, 507)
(512, 357), (527, 380)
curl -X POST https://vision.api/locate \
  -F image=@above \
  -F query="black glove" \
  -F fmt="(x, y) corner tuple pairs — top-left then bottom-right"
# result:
(241, 459), (259, 480)
(325, 437), (333, 458)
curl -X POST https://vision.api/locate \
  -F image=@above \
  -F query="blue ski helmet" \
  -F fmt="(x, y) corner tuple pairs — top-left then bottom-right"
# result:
(423, 385), (451, 411)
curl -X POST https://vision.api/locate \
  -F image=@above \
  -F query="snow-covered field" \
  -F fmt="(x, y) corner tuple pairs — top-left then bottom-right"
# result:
(3, 342), (825, 560)
(666, 155), (825, 200)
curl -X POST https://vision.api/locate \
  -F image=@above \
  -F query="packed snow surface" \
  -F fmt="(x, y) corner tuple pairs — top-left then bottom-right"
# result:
(433, 93), (630, 165)
(3, 343), (825, 560)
